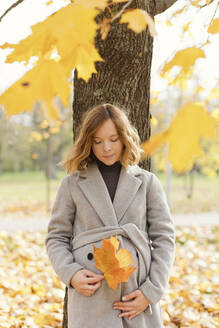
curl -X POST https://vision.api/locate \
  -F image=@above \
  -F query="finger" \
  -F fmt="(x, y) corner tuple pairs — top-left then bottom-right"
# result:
(114, 305), (132, 311)
(82, 284), (96, 293)
(119, 310), (135, 318)
(86, 276), (104, 284)
(84, 270), (104, 279)
(128, 311), (141, 320)
(122, 291), (138, 301)
(91, 281), (101, 291)
(84, 291), (93, 297)
(113, 303), (133, 311)
(114, 299), (136, 309)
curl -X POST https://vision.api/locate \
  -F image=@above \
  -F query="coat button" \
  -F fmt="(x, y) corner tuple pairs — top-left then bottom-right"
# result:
(87, 253), (93, 260)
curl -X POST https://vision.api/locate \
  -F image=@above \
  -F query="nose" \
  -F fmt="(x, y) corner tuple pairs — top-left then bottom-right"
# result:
(103, 142), (111, 151)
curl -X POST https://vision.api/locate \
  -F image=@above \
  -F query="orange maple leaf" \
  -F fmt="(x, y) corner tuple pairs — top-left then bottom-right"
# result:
(93, 236), (136, 290)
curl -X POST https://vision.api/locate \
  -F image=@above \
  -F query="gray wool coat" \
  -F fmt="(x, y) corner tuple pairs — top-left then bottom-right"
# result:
(45, 162), (175, 328)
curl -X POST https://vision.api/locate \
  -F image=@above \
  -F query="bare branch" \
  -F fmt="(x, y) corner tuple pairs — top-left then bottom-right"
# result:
(208, 0), (219, 25)
(111, 0), (134, 23)
(155, 0), (178, 15)
(0, 0), (26, 22)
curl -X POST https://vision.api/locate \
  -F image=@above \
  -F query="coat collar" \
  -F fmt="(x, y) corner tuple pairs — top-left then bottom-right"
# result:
(77, 162), (142, 226)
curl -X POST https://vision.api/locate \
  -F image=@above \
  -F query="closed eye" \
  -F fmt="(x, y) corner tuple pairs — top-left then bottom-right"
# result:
(93, 138), (119, 144)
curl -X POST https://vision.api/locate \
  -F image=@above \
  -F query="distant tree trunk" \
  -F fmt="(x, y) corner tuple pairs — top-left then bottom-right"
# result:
(62, 0), (177, 326)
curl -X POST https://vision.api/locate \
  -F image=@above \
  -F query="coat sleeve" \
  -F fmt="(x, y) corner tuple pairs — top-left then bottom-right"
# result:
(45, 175), (84, 288)
(139, 173), (175, 304)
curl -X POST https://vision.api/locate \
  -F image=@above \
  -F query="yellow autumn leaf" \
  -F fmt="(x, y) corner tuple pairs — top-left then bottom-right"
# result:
(208, 87), (219, 100)
(34, 313), (58, 325)
(195, 86), (204, 94)
(72, 45), (103, 81)
(100, 18), (111, 40)
(1, 4), (103, 82)
(30, 131), (43, 142)
(32, 153), (38, 160)
(166, 20), (173, 27)
(109, 235), (120, 251)
(150, 96), (158, 105)
(172, 5), (187, 17)
(93, 236), (136, 290)
(141, 131), (169, 156)
(40, 120), (49, 129)
(167, 103), (216, 172)
(191, 0), (201, 6)
(169, 70), (194, 90)
(162, 47), (205, 76)
(2, 4), (98, 63)
(43, 132), (50, 139)
(49, 126), (60, 134)
(142, 103), (216, 172)
(202, 167), (217, 178)
(208, 18), (219, 34)
(150, 116), (158, 126)
(0, 59), (71, 120)
(120, 9), (156, 36)
(183, 22), (191, 32)
(191, 0), (213, 6)
(211, 108), (219, 123)
(75, 0), (108, 9)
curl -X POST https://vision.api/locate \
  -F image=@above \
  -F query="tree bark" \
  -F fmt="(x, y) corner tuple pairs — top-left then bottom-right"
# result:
(62, 0), (177, 326)
(154, 0), (178, 15)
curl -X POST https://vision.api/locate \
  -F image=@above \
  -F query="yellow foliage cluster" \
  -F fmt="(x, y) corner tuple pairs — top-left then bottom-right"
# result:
(0, 1), (155, 121)
(142, 102), (216, 173)
(161, 47), (205, 89)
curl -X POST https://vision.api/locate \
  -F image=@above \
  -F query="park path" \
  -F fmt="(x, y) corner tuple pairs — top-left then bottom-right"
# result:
(0, 212), (218, 231)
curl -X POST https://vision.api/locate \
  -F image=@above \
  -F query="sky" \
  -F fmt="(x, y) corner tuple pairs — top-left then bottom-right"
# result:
(0, 0), (218, 97)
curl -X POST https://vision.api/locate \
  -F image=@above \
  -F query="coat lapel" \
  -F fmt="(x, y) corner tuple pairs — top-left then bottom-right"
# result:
(78, 162), (142, 226)
(113, 165), (142, 222)
(78, 162), (118, 227)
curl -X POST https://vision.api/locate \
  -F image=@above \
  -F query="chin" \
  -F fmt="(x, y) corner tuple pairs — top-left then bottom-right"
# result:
(102, 157), (116, 165)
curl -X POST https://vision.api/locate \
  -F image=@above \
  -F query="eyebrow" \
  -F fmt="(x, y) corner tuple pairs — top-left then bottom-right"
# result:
(93, 134), (118, 139)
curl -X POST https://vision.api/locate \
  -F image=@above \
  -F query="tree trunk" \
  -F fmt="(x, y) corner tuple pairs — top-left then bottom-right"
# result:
(63, 0), (155, 326)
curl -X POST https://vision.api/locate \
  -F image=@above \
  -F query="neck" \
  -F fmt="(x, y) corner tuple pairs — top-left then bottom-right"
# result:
(95, 157), (121, 168)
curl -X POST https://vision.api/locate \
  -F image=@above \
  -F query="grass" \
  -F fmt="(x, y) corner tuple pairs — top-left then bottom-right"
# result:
(0, 170), (218, 213)
(0, 170), (65, 205)
(158, 172), (219, 213)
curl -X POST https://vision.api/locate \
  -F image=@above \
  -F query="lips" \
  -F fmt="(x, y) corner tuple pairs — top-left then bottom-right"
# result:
(103, 155), (114, 159)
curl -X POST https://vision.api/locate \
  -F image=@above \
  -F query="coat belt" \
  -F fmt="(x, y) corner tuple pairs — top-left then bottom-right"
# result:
(71, 223), (150, 251)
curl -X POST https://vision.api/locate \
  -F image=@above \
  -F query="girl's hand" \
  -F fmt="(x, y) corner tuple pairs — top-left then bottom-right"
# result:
(70, 269), (104, 297)
(113, 289), (150, 320)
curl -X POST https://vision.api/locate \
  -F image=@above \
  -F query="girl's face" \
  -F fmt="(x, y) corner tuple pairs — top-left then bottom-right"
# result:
(92, 119), (124, 166)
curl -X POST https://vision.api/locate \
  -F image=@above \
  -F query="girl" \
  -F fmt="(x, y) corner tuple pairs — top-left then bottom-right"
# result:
(45, 104), (175, 328)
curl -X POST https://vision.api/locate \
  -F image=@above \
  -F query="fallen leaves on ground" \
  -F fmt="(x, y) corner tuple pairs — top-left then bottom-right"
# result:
(0, 226), (218, 327)
(0, 201), (49, 218)
(93, 236), (136, 290)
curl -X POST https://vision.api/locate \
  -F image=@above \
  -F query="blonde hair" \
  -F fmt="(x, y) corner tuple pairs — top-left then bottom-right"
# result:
(61, 104), (144, 174)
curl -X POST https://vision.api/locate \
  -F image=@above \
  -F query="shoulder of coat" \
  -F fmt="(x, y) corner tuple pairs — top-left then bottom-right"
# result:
(127, 164), (153, 178)
(64, 171), (81, 182)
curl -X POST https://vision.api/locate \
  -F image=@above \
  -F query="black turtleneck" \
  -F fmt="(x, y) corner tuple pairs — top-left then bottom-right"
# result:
(95, 157), (122, 202)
